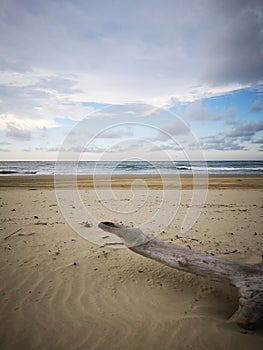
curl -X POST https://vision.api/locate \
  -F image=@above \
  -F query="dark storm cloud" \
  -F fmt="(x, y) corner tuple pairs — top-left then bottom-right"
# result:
(203, 1), (263, 85)
(0, 0), (262, 102)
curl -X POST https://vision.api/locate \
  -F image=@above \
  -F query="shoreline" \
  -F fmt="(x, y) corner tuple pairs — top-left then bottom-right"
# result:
(0, 174), (262, 190)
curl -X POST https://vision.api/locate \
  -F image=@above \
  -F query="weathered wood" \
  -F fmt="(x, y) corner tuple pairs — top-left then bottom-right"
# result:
(98, 221), (263, 330)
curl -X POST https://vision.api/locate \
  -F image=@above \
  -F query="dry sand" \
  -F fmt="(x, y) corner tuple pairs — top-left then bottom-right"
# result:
(0, 175), (263, 350)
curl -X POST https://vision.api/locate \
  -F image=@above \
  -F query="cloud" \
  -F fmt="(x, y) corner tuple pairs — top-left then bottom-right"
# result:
(227, 120), (263, 138)
(183, 100), (222, 121)
(252, 138), (263, 144)
(0, 114), (59, 145)
(226, 114), (239, 126)
(84, 145), (107, 153)
(199, 118), (263, 152)
(150, 142), (182, 152)
(202, 1), (263, 85)
(0, 114), (59, 141)
(47, 145), (107, 153)
(0, 73), (96, 128)
(6, 125), (31, 141)
(157, 119), (190, 139)
(98, 127), (133, 139)
(226, 108), (237, 118)
(47, 147), (61, 152)
(0, 0), (262, 160)
(111, 142), (142, 153)
(0, 0), (262, 106)
(37, 75), (81, 95)
(250, 100), (262, 113)
(0, 148), (10, 152)
(200, 135), (246, 151)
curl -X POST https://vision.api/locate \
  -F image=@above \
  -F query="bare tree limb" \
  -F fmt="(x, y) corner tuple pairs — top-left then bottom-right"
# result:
(98, 221), (263, 330)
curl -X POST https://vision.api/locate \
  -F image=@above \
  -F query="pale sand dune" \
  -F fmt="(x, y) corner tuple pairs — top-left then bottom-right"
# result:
(0, 175), (263, 350)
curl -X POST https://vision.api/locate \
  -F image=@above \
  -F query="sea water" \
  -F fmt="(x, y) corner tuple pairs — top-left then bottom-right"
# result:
(0, 160), (263, 175)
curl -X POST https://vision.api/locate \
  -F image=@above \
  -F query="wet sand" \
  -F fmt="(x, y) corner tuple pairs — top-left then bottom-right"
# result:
(0, 174), (262, 190)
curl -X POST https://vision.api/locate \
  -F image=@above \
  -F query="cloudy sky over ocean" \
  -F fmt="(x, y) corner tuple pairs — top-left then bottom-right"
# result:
(0, 0), (263, 160)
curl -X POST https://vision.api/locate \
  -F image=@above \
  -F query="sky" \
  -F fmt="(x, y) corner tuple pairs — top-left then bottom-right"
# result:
(0, 0), (263, 161)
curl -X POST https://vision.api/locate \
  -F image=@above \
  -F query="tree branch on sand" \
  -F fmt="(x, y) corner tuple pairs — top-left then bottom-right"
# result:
(98, 222), (263, 330)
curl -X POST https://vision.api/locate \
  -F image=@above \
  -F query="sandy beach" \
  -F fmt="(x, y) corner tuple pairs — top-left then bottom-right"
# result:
(0, 175), (263, 350)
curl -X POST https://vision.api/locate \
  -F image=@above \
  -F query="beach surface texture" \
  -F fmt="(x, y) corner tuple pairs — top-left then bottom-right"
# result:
(0, 175), (263, 350)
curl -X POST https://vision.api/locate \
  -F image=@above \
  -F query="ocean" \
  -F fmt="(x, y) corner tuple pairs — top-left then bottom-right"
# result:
(0, 160), (263, 175)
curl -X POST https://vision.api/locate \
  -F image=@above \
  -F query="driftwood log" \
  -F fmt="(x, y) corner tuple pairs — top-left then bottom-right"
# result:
(98, 222), (263, 330)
